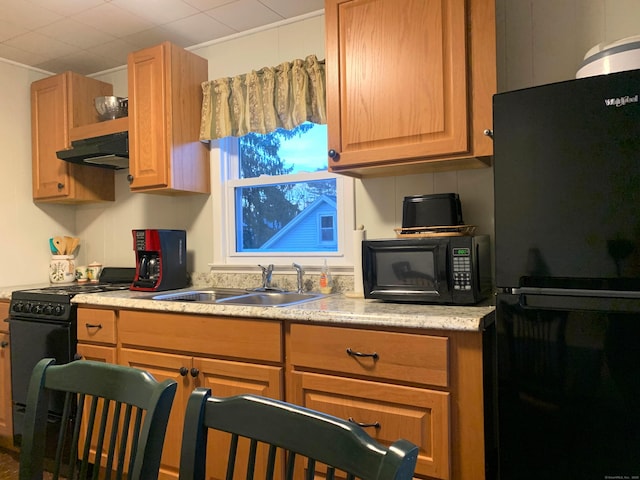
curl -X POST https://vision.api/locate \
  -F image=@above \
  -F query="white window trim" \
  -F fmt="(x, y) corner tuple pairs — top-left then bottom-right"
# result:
(210, 137), (355, 272)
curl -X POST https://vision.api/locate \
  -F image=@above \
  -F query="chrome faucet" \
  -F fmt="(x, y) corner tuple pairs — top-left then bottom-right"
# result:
(259, 264), (274, 290)
(292, 263), (304, 293)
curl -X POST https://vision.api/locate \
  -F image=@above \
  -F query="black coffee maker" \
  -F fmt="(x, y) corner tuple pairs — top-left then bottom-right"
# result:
(131, 229), (188, 291)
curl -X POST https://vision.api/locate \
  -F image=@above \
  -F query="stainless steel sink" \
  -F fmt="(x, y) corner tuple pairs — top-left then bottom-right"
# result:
(216, 291), (325, 307)
(149, 288), (249, 303)
(148, 288), (325, 307)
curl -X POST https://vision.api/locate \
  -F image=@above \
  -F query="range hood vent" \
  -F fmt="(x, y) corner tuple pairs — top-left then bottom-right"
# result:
(56, 132), (129, 170)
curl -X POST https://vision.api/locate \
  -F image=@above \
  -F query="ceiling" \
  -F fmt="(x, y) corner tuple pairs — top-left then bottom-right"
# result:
(0, 0), (324, 75)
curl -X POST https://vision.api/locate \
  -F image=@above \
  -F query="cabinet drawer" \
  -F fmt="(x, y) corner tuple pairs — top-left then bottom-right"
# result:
(119, 310), (282, 363)
(290, 371), (450, 480)
(289, 324), (448, 387)
(77, 308), (117, 345)
(77, 343), (116, 364)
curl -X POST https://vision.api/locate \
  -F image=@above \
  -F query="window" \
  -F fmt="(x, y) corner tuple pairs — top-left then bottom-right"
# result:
(213, 123), (354, 268)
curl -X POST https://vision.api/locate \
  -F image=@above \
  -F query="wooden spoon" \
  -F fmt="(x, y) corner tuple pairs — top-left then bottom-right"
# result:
(67, 237), (80, 256)
(64, 236), (75, 255)
(53, 236), (66, 255)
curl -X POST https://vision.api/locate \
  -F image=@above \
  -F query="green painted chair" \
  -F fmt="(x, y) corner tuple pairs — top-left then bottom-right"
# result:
(19, 358), (177, 480)
(178, 388), (419, 480)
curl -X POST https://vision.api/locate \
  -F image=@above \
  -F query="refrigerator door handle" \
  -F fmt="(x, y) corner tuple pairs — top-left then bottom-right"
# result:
(514, 288), (640, 312)
(511, 286), (640, 298)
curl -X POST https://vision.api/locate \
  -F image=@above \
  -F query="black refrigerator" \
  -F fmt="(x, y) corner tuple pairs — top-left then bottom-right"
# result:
(492, 69), (640, 480)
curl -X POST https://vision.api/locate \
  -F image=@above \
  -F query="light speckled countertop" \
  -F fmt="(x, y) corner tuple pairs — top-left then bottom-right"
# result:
(1, 285), (495, 332)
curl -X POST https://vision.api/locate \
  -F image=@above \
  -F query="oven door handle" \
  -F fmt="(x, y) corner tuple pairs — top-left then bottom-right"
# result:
(7, 317), (71, 326)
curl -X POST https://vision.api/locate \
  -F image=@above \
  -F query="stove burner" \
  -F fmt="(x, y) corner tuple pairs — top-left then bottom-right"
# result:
(25, 283), (132, 295)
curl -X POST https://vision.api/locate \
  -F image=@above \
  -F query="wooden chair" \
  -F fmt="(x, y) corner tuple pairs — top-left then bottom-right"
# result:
(19, 358), (177, 480)
(178, 388), (419, 480)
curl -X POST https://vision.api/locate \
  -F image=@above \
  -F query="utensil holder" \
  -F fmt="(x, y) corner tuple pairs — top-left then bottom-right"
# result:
(50, 255), (76, 284)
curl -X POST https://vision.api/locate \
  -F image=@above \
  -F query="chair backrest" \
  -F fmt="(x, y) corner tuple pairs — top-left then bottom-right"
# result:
(178, 388), (419, 480)
(20, 358), (177, 480)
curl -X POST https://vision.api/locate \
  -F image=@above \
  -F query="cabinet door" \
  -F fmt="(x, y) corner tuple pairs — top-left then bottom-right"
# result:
(326, 0), (468, 171)
(128, 43), (170, 190)
(127, 42), (209, 194)
(76, 343), (117, 466)
(194, 357), (283, 480)
(31, 74), (72, 199)
(290, 371), (450, 480)
(119, 348), (191, 480)
(0, 331), (11, 439)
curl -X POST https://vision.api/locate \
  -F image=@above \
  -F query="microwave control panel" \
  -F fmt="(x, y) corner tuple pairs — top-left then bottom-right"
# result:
(452, 247), (472, 290)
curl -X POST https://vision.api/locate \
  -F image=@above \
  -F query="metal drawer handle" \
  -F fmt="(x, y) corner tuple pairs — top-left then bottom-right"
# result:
(1, 341), (8, 348)
(348, 417), (381, 429)
(85, 323), (102, 329)
(346, 347), (379, 360)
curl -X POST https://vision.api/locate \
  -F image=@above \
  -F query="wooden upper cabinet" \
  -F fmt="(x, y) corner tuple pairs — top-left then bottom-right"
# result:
(127, 42), (210, 194)
(325, 0), (496, 177)
(31, 72), (115, 203)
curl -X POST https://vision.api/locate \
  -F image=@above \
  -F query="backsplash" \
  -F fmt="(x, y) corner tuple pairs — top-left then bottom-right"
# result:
(191, 271), (353, 294)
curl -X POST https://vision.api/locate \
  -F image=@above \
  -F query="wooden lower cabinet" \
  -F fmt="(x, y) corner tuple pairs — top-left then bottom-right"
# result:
(0, 300), (12, 442)
(75, 307), (486, 480)
(287, 322), (486, 480)
(117, 311), (284, 480)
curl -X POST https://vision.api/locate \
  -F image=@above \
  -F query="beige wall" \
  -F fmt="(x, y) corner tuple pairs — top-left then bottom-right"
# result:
(0, 61), (74, 287)
(1, 1), (639, 287)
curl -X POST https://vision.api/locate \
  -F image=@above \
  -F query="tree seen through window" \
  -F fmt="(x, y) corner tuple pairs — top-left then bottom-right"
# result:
(235, 123), (337, 252)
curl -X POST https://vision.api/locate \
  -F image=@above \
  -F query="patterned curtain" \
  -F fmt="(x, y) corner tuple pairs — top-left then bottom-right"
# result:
(199, 54), (326, 140)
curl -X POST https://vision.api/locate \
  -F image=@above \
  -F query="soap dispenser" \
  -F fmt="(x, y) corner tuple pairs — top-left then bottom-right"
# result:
(319, 259), (333, 294)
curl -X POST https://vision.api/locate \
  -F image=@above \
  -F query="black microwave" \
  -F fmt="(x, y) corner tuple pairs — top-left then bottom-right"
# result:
(362, 235), (492, 305)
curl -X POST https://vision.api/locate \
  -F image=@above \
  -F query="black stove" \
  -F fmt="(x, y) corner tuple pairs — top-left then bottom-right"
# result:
(9, 267), (135, 323)
(8, 267), (136, 447)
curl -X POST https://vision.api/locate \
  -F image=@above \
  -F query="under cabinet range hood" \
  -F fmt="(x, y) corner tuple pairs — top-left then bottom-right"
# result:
(56, 132), (129, 170)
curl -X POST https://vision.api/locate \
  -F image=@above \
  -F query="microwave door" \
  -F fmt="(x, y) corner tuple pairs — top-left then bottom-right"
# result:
(363, 239), (450, 303)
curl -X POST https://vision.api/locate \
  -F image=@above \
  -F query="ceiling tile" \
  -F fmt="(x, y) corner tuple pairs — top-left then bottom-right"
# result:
(111, 0), (200, 25)
(37, 18), (117, 49)
(4, 31), (79, 58)
(183, 0), (240, 11)
(258, 0), (324, 17)
(206, 0), (283, 31)
(164, 13), (236, 44)
(25, 0), (104, 17)
(1, 1), (63, 30)
(0, 43), (48, 67)
(71, 3), (155, 37)
(0, 19), (28, 42)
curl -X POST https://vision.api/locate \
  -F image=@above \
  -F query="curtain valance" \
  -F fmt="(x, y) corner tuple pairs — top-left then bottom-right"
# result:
(199, 55), (326, 140)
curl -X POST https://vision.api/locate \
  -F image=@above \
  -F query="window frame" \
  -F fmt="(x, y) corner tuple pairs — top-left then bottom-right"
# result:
(211, 135), (355, 270)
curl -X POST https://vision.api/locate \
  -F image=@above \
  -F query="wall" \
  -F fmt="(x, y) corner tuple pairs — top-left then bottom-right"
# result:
(1, 1), (639, 287)
(0, 61), (75, 287)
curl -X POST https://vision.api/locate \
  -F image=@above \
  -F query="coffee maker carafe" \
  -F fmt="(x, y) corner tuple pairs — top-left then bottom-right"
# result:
(131, 229), (187, 291)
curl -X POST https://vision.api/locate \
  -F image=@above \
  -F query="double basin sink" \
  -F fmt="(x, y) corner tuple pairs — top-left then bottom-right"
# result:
(148, 288), (325, 308)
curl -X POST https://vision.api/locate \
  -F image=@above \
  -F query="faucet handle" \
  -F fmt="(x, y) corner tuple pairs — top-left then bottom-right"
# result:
(292, 263), (304, 293)
(258, 264), (274, 289)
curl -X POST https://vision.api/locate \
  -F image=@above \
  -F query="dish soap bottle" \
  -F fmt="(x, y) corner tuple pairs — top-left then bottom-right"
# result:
(319, 259), (333, 294)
